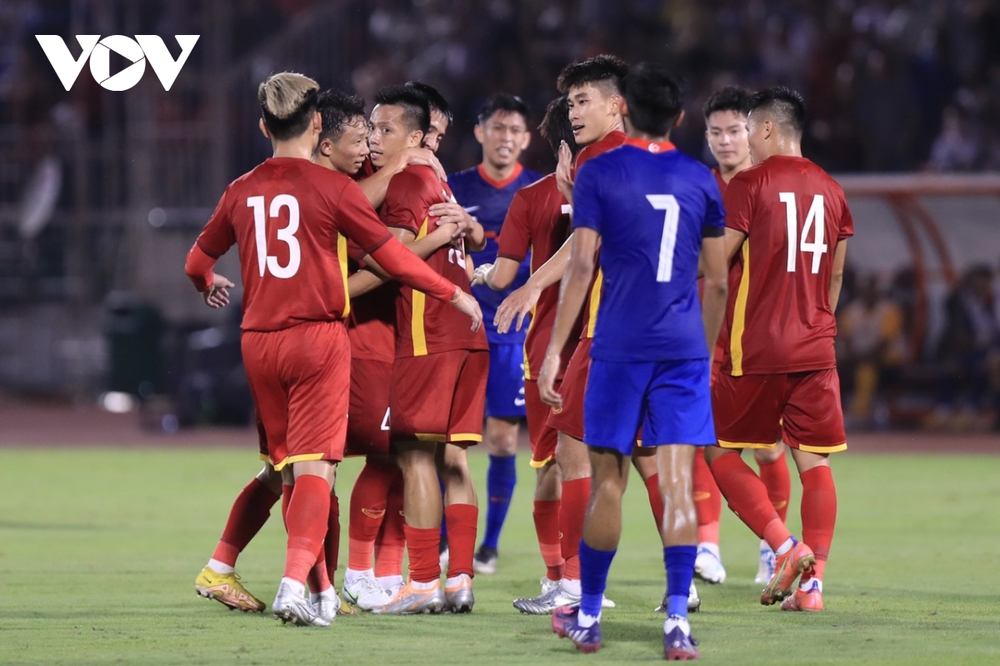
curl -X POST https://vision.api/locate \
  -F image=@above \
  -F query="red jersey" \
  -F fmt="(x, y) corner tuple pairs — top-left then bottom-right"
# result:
(345, 242), (397, 363)
(705, 166), (729, 365)
(720, 155), (854, 375)
(382, 165), (488, 357)
(572, 130), (627, 340)
(194, 158), (391, 332)
(496, 173), (580, 380)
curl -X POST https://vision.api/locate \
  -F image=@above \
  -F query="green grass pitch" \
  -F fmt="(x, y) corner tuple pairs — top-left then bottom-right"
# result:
(1, 447), (998, 664)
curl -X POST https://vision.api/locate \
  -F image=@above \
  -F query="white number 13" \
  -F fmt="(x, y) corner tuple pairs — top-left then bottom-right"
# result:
(647, 194), (679, 282)
(248, 194), (301, 278)
(779, 192), (827, 274)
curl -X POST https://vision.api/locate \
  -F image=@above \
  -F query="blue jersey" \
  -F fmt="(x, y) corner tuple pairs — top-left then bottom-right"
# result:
(572, 139), (725, 363)
(449, 163), (542, 345)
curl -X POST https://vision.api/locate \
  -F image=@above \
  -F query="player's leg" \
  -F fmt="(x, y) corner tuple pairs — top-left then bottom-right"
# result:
(373, 469), (405, 594)
(344, 456), (397, 610)
(752, 440), (789, 584)
(195, 461), (279, 612)
(477, 416), (519, 574)
(692, 448), (726, 585)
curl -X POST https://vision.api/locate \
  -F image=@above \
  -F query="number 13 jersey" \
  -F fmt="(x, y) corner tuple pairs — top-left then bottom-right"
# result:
(720, 155), (854, 376)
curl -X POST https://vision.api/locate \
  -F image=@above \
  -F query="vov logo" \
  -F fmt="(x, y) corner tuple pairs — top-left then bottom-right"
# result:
(35, 35), (199, 92)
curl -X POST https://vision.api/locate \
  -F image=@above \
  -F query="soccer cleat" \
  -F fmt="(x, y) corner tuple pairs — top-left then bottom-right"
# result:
(761, 539), (815, 606)
(272, 581), (330, 627)
(445, 573), (475, 613)
(552, 606), (602, 654)
(663, 615), (700, 660)
(195, 566), (265, 613)
(473, 545), (498, 575)
(311, 591), (342, 623)
(755, 541), (776, 585)
(373, 579), (446, 615)
(343, 572), (390, 611)
(656, 582), (701, 613)
(513, 580), (580, 615)
(781, 579), (824, 612)
(694, 544), (727, 584)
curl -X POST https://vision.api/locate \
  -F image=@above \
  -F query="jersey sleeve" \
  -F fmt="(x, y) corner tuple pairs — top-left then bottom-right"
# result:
(723, 174), (755, 235)
(569, 162), (602, 233)
(496, 188), (531, 262)
(382, 170), (431, 236)
(333, 179), (393, 254)
(194, 187), (237, 258)
(702, 172), (726, 238)
(837, 188), (855, 241)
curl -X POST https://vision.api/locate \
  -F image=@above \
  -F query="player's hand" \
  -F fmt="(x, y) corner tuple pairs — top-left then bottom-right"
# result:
(430, 202), (474, 238)
(537, 351), (563, 408)
(450, 287), (483, 332)
(202, 274), (234, 309)
(393, 147), (447, 182)
(555, 140), (574, 205)
(471, 263), (493, 287)
(494, 281), (539, 334)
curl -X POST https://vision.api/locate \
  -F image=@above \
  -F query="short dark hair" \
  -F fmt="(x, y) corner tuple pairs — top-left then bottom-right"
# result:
(478, 93), (530, 126)
(405, 81), (453, 124)
(703, 86), (752, 120)
(622, 62), (685, 137)
(538, 96), (578, 158)
(557, 54), (628, 96)
(317, 89), (366, 142)
(746, 86), (806, 137)
(374, 84), (431, 135)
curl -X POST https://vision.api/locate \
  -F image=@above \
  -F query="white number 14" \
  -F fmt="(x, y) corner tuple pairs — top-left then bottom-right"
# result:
(779, 192), (827, 274)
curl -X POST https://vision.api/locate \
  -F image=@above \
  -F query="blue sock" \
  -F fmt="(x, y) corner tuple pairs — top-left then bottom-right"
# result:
(482, 454), (517, 549)
(664, 545), (697, 618)
(579, 541), (616, 618)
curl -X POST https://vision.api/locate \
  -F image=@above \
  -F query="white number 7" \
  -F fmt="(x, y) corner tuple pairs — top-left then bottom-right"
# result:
(646, 194), (679, 282)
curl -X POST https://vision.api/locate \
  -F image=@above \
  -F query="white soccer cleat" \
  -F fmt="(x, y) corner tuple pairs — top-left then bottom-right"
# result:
(273, 581), (329, 627)
(310, 590), (342, 623)
(343, 571), (390, 611)
(755, 540), (776, 585)
(695, 542), (727, 584)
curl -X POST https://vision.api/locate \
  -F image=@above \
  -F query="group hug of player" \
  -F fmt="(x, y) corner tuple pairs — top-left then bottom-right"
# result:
(185, 52), (852, 661)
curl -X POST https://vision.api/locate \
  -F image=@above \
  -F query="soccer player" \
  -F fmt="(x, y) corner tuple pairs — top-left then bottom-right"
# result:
(694, 86), (793, 586)
(539, 62), (728, 658)
(184, 72), (483, 627)
(450, 93), (542, 574)
(472, 95), (578, 596)
(705, 86), (852, 612)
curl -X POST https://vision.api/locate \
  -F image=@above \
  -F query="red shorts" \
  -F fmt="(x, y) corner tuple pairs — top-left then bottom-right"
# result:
(345, 357), (393, 457)
(713, 368), (847, 453)
(390, 349), (488, 445)
(241, 321), (350, 470)
(546, 338), (591, 441)
(525, 378), (558, 467)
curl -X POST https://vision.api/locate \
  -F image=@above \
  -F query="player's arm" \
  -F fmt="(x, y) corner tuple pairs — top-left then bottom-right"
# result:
(537, 228), (598, 407)
(700, 235), (729, 352)
(348, 223), (458, 297)
(494, 232), (574, 334)
(357, 147), (446, 208)
(829, 239), (848, 313)
(184, 190), (236, 308)
(472, 257), (521, 291)
(428, 201), (486, 251)
(477, 188), (532, 292)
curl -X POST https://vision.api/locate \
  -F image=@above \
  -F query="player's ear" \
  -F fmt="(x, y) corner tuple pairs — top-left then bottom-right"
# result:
(318, 138), (333, 157)
(473, 123), (485, 145)
(619, 98), (630, 122)
(674, 109), (686, 129)
(520, 130), (531, 151)
(258, 118), (270, 139)
(609, 94), (623, 117)
(312, 111), (322, 134)
(410, 130), (425, 148)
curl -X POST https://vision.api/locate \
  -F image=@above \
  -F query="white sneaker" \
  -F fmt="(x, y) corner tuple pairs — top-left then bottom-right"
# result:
(273, 580), (329, 627)
(655, 581), (700, 613)
(310, 590), (341, 623)
(694, 543), (727, 584)
(343, 571), (390, 611)
(755, 540), (776, 585)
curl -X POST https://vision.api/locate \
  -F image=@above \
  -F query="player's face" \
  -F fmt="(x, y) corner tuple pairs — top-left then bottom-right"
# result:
(423, 109), (450, 154)
(705, 110), (750, 170)
(745, 110), (771, 164)
(476, 110), (530, 170)
(567, 83), (620, 147)
(325, 116), (370, 175)
(368, 104), (422, 167)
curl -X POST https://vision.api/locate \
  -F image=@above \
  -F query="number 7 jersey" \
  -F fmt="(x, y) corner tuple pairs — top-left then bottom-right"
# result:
(720, 155), (854, 376)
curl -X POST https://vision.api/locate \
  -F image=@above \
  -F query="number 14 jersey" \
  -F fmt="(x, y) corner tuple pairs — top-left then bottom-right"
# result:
(720, 155), (854, 376)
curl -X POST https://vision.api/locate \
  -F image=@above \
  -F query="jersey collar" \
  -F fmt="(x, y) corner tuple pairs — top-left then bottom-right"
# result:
(477, 162), (523, 189)
(623, 137), (676, 153)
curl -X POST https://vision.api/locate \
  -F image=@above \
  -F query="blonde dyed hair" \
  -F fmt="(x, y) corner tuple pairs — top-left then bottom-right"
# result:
(258, 72), (320, 119)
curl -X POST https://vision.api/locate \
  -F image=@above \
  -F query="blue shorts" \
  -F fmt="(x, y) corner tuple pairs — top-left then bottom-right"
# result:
(485, 342), (526, 419)
(583, 358), (715, 456)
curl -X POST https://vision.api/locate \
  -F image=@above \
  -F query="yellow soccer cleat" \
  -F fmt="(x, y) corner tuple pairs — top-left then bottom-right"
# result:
(195, 566), (266, 613)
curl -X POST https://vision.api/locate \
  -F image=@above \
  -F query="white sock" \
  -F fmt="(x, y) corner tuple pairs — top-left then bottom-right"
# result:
(311, 587), (338, 603)
(377, 574), (403, 590)
(799, 578), (822, 593)
(410, 579), (438, 590)
(697, 542), (721, 557)
(760, 539), (773, 554)
(577, 610), (600, 628)
(774, 538), (794, 557)
(344, 568), (373, 585)
(561, 578), (581, 596)
(280, 578), (306, 597)
(207, 559), (234, 574)
(665, 615), (690, 633)
(445, 574), (468, 587)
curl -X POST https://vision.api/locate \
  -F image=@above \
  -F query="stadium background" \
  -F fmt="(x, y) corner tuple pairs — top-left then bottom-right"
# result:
(1, 0), (998, 435)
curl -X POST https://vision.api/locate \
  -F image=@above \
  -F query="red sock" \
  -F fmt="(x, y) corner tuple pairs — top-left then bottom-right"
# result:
(445, 503), (478, 578)
(533, 499), (564, 581)
(709, 453), (790, 551)
(307, 545), (331, 593)
(374, 472), (405, 578)
(282, 475), (330, 584)
(404, 523), (441, 583)
(693, 448), (722, 544)
(758, 450), (791, 523)
(643, 473), (665, 533)
(347, 460), (396, 571)
(212, 478), (280, 567)
(799, 465), (836, 582)
(325, 493), (340, 585)
(560, 478), (590, 581)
